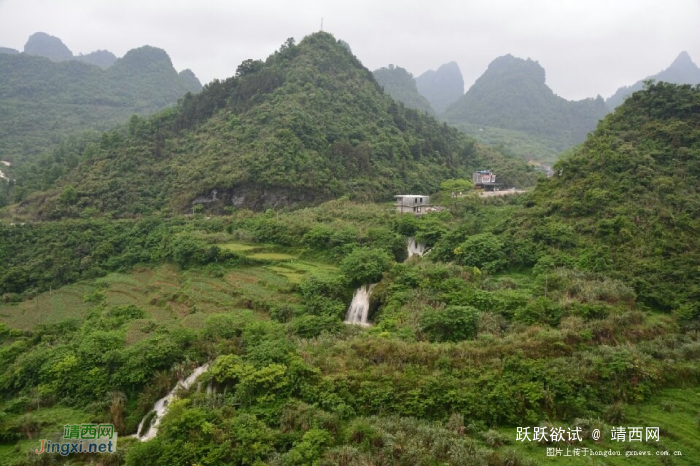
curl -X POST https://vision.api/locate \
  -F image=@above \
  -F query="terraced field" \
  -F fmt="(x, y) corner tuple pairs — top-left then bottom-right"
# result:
(0, 246), (340, 339)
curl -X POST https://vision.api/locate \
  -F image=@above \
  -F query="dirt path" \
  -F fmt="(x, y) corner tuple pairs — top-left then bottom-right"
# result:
(478, 189), (527, 197)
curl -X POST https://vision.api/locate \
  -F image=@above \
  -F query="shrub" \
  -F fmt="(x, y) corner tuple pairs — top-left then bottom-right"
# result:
(289, 315), (342, 338)
(453, 233), (507, 273)
(514, 297), (563, 326)
(420, 305), (480, 342)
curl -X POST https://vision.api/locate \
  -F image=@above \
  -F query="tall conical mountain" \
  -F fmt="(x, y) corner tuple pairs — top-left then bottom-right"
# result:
(373, 65), (435, 115)
(0, 46), (202, 164)
(22, 31), (116, 68)
(24, 32), (73, 61)
(415, 62), (464, 114)
(107, 46), (201, 108)
(506, 82), (700, 309)
(606, 51), (700, 109)
(443, 54), (608, 161)
(178, 69), (202, 92)
(14, 33), (534, 219)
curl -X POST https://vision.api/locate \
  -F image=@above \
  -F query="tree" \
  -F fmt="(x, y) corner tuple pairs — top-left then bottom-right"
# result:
(59, 185), (78, 205)
(440, 178), (474, 197)
(453, 233), (507, 273)
(339, 248), (392, 287)
(236, 59), (263, 77)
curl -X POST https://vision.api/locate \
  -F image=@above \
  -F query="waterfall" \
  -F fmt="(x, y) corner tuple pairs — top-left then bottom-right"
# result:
(344, 284), (376, 327)
(407, 237), (426, 257)
(133, 364), (209, 441)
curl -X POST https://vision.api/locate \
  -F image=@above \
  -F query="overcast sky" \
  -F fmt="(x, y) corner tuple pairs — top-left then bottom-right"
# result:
(1, 0), (699, 100)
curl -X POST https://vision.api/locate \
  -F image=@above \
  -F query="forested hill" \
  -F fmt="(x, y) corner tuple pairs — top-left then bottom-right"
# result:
(443, 54), (609, 160)
(504, 82), (700, 310)
(0, 46), (201, 165)
(373, 65), (435, 115)
(9, 32), (535, 219)
(606, 51), (700, 109)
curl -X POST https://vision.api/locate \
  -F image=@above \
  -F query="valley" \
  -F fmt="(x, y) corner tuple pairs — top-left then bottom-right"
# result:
(0, 21), (698, 466)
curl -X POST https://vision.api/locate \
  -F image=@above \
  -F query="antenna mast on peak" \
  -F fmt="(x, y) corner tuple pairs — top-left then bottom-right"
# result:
(320, 18), (324, 31)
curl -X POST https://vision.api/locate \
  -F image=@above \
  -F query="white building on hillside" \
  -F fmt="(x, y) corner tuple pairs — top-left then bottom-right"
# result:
(395, 194), (430, 215)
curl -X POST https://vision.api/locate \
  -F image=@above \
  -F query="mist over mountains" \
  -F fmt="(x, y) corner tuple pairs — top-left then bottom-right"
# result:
(12, 33), (534, 218)
(372, 65), (435, 115)
(443, 54), (608, 159)
(0, 16), (699, 465)
(415, 62), (464, 114)
(0, 32), (202, 164)
(606, 51), (700, 109)
(22, 31), (118, 68)
(372, 50), (700, 163)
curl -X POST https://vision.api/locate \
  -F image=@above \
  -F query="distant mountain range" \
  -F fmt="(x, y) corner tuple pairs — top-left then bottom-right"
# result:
(443, 54), (609, 161)
(371, 51), (700, 163)
(11, 32), (535, 218)
(0, 32), (202, 164)
(20, 32), (118, 68)
(606, 51), (700, 108)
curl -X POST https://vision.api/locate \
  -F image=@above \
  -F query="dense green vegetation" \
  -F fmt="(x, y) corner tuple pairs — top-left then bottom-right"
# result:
(0, 46), (201, 165)
(0, 35), (698, 465)
(1, 192), (698, 464)
(449, 122), (564, 164)
(502, 81), (700, 311)
(5, 33), (535, 219)
(443, 55), (609, 162)
(373, 65), (435, 115)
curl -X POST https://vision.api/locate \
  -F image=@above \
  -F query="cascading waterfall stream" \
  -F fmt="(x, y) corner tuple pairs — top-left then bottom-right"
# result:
(344, 237), (427, 327)
(344, 284), (376, 327)
(133, 364), (210, 441)
(407, 237), (426, 257)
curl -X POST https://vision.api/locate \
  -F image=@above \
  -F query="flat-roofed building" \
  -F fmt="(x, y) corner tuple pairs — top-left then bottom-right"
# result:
(395, 194), (430, 215)
(473, 170), (499, 191)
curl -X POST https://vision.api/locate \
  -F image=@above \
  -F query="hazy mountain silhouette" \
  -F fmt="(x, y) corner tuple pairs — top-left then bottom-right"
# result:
(606, 51), (700, 109)
(373, 65), (435, 115)
(444, 54), (608, 158)
(16, 32), (535, 218)
(23, 32), (73, 61)
(415, 62), (464, 114)
(0, 42), (202, 163)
